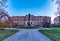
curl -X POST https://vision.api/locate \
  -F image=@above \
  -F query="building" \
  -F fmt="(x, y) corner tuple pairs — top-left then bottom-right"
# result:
(54, 16), (60, 26)
(0, 13), (51, 27)
(9, 14), (51, 26)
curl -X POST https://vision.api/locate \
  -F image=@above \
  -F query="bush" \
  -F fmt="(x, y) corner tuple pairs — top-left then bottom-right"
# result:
(0, 28), (5, 30)
(43, 23), (51, 28)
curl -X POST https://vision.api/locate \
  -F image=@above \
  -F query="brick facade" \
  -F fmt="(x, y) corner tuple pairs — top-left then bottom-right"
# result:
(10, 14), (51, 26)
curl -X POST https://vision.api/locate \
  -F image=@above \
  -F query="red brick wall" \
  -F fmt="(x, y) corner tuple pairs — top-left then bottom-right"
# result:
(9, 16), (51, 26)
(10, 17), (26, 25)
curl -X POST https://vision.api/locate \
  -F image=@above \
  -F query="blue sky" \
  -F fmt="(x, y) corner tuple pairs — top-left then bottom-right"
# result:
(6, 0), (57, 23)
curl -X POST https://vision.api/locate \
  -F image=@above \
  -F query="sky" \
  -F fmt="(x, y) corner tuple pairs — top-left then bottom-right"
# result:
(6, 0), (57, 23)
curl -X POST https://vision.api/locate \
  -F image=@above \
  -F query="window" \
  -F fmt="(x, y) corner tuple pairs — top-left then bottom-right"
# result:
(17, 19), (19, 21)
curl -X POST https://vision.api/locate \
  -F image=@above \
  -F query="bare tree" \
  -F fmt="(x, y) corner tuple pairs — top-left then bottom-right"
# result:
(0, 0), (7, 27)
(55, 0), (60, 16)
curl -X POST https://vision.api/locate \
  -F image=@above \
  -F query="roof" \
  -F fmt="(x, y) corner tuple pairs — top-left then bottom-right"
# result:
(9, 14), (51, 18)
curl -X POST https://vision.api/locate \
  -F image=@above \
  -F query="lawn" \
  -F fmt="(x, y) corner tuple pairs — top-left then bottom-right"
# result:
(39, 28), (60, 41)
(0, 29), (18, 41)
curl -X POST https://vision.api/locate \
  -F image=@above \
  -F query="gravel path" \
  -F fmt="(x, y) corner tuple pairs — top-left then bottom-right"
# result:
(3, 29), (52, 41)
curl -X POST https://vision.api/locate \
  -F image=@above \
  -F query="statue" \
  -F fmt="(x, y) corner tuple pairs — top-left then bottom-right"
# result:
(27, 13), (31, 26)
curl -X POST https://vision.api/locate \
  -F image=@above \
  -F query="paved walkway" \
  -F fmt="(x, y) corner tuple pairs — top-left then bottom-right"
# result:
(3, 29), (52, 41)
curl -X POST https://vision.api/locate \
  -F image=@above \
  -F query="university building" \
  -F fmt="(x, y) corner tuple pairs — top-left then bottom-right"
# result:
(9, 14), (51, 26)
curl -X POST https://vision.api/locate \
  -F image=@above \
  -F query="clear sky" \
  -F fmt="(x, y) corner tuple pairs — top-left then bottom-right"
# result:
(6, 0), (57, 23)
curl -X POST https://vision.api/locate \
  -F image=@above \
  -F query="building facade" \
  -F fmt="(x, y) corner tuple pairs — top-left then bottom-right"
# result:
(10, 14), (51, 26)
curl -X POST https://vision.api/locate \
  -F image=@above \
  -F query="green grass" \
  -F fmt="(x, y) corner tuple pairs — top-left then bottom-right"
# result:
(39, 28), (60, 41)
(0, 29), (18, 41)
